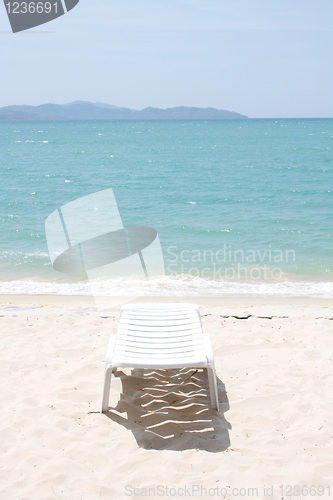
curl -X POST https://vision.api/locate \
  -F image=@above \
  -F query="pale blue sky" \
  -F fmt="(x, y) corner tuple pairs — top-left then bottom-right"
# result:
(1, 0), (333, 117)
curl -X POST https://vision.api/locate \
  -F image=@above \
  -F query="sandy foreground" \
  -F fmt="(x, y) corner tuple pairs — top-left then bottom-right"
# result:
(1, 295), (333, 500)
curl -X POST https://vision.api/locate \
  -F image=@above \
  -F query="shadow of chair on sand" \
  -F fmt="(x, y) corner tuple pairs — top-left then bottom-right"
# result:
(104, 367), (231, 452)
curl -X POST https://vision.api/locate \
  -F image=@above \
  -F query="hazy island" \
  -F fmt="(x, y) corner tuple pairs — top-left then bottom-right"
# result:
(0, 101), (248, 121)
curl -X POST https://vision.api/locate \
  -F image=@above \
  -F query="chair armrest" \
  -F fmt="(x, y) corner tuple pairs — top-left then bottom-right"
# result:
(105, 334), (117, 368)
(202, 332), (216, 368)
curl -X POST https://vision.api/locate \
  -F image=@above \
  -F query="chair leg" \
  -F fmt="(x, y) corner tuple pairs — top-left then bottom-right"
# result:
(101, 365), (113, 413)
(207, 366), (219, 411)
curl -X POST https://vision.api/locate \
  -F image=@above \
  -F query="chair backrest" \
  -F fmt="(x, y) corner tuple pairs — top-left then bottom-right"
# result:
(120, 302), (202, 324)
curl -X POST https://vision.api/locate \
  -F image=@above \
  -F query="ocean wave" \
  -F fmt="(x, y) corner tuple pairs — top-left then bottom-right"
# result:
(0, 275), (333, 297)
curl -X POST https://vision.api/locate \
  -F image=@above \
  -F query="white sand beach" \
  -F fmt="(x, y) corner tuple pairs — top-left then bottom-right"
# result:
(1, 295), (332, 500)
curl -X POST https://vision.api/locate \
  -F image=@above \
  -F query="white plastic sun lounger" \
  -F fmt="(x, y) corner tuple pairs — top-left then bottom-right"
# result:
(101, 303), (219, 412)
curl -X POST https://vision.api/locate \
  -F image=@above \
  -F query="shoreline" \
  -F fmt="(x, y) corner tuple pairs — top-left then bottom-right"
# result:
(1, 275), (332, 300)
(1, 293), (333, 308)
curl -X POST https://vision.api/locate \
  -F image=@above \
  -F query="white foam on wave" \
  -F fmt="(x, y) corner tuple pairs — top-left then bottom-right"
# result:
(1, 275), (333, 297)
(0, 250), (50, 260)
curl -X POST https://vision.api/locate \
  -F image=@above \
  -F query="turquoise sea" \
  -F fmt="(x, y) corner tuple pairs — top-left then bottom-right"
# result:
(0, 119), (332, 296)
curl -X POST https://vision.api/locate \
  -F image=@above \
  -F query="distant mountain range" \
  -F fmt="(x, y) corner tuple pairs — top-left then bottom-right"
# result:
(0, 101), (248, 121)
